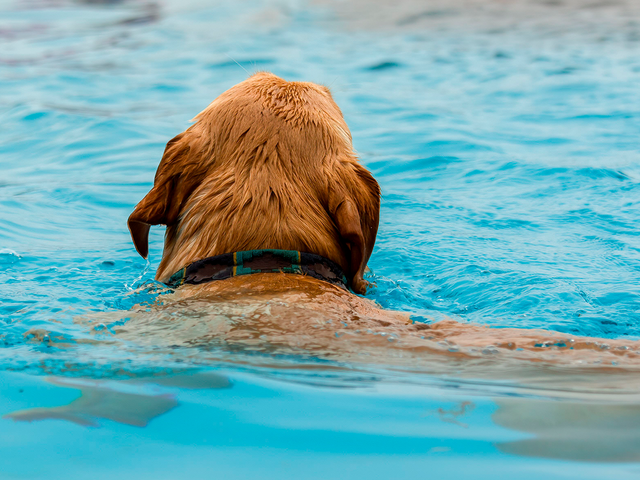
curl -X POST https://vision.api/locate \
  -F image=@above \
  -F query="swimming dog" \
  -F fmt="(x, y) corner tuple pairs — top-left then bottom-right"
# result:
(124, 72), (640, 367)
(128, 72), (379, 296)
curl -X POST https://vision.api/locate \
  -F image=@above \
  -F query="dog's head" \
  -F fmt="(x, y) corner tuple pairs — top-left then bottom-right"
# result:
(128, 72), (380, 294)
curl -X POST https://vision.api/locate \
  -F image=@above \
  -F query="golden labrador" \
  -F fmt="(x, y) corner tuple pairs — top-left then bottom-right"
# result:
(128, 72), (378, 295)
(124, 72), (640, 368)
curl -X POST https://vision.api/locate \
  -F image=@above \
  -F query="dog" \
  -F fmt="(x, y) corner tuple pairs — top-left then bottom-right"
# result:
(128, 72), (379, 295)
(123, 72), (640, 368)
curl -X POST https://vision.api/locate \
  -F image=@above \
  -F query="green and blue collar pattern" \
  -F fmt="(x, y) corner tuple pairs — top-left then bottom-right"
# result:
(166, 249), (349, 291)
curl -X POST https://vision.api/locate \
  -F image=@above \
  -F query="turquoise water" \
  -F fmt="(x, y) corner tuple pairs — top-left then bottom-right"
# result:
(2, 0), (640, 477)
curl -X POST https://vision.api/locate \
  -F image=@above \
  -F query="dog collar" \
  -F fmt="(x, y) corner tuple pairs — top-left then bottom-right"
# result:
(166, 249), (349, 291)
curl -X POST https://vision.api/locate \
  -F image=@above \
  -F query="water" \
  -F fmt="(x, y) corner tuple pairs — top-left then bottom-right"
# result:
(2, 0), (640, 477)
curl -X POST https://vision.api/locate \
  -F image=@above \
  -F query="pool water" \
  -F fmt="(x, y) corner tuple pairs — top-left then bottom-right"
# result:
(2, 0), (640, 478)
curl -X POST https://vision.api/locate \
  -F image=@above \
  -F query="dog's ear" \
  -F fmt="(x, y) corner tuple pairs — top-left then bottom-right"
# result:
(128, 132), (207, 259)
(328, 161), (380, 294)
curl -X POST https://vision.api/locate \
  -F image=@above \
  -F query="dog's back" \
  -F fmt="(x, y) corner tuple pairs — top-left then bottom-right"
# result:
(128, 72), (380, 293)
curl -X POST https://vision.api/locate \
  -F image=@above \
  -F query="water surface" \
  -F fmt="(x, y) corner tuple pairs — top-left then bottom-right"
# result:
(2, 0), (640, 478)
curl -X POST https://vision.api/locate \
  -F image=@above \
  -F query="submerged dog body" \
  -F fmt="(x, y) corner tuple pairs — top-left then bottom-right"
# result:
(128, 72), (379, 294)
(123, 73), (640, 369)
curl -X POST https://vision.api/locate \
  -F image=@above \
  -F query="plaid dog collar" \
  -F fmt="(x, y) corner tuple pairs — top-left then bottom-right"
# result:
(166, 249), (349, 291)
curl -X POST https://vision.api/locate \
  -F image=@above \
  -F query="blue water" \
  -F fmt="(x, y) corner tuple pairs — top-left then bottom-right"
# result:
(2, 0), (640, 478)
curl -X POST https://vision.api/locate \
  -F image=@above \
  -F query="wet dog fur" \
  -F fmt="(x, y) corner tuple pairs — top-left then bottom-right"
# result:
(128, 72), (379, 295)
(124, 72), (640, 366)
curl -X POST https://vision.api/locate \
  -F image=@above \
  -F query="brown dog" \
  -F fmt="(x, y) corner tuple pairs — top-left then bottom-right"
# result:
(123, 72), (640, 369)
(128, 72), (379, 295)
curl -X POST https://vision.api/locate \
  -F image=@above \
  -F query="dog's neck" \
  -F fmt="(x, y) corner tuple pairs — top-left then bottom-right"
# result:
(166, 249), (349, 291)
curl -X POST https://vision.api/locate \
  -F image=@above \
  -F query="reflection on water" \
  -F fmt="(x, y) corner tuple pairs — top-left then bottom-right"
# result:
(4, 371), (230, 427)
(433, 401), (475, 428)
(495, 397), (640, 463)
(2, 0), (640, 475)
(6, 379), (178, 427)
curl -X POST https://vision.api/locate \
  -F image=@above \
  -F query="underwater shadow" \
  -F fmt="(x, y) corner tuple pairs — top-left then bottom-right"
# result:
(3, 370), (230, 427)
(494, 396), (640, 462)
